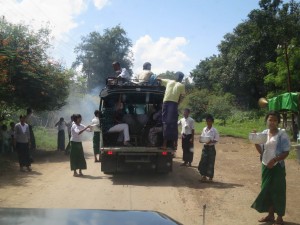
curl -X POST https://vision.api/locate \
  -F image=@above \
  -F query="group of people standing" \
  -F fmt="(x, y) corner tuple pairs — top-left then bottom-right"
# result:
(178, 109), (220, 183)
(1, 108), (36, 172)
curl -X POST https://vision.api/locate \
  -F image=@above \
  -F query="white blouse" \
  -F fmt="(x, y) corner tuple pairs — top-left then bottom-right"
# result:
(70, 123), (87, 142)
(262, 132), (278, 166)
(201, 126), (219, 146)
(178, 117), (195, 135)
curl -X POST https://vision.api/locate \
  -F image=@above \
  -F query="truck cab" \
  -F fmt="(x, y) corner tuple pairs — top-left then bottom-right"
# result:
(99, 78), (173, 174)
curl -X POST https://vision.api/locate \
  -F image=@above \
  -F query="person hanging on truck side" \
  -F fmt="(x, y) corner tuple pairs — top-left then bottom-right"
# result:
(101, 95), (132, 147)
(156, 72), (185, 150)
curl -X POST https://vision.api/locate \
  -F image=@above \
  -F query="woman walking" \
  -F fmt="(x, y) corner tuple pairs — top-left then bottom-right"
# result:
(198, 114), (219, 182)
(70, 114), (91, 177)
(14, 115), (32, 172)
(251, 111), (290, 225)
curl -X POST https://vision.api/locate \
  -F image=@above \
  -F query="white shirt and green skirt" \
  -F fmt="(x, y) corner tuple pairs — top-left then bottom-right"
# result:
(251, 129), (290, 216)
(70, 124), (87, 171)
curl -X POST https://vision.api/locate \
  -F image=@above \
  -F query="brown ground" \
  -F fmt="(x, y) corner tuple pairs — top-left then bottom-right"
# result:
(0, 136), (299, 225)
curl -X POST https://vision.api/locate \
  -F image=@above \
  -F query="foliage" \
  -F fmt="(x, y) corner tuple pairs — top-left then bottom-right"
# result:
(265, 38), (300, 96)
(181, 89), (235, 123)
(73, 25), (132, 91)
(206, 93), (235, 124)
(0, 18), (71, 114)
(191, 0), (300, 108)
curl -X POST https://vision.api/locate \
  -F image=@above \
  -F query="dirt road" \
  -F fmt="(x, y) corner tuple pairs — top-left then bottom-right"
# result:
(0, 136), (299, 225)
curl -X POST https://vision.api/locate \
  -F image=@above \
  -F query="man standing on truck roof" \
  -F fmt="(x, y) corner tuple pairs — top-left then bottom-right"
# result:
(112, 61), (131, 82)
(156, 72), (185, 150)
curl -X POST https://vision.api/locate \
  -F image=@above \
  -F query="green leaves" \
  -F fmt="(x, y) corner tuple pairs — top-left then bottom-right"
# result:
(0, 17), (70, 113)
(73, 25), (132, 90)
(191, 0), (300, 108)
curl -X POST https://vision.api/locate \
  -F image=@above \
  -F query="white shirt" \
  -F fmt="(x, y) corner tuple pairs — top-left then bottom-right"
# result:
(118, 68), (130, 80)
(262, 133), (278, 166)
(70, 123), (86, 142)
(57, 122), (65, 131)
(178, 117), (194, 135)
(91, 117), (99, 125)
(91, 116), (100, 132)
(201, 126), (219, 146)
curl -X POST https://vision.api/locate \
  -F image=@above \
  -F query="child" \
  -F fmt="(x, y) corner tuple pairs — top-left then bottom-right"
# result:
(198, 114), (219, 182)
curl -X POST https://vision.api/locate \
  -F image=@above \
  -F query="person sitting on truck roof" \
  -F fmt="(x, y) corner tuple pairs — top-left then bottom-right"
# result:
(112, 61), (131, 83)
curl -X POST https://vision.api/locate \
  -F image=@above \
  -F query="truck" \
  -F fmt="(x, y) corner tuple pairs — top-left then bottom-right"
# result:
(99, 78), (174, 174)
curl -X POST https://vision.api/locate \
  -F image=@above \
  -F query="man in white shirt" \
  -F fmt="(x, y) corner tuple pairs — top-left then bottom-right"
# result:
(178, 108), (194, 166)
(112, 61), (131, 83)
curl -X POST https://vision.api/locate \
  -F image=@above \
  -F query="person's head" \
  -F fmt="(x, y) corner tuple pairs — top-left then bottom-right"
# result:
(265, 111), (280, 130)
(59, 117), (64, 122)
(73, 114), (82, 124)
(94, 110), (99, 117)
(26, 108), (32, 115)
(143, 62), (151, 70)
(112, 61), (121, 72)
(183, 108), (190, 118)
(19, 114), (26, 124)
(205, 114), (214, 127)
(175, 71), (184, 82)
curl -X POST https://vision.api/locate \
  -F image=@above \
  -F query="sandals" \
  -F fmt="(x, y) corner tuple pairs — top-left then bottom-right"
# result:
(258, 216), (275, 223)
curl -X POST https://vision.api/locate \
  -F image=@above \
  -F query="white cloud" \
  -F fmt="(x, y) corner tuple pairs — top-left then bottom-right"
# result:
(0, 0), (88, 40)
(132, 35), (189, 75)
(93, 0), (111, 9)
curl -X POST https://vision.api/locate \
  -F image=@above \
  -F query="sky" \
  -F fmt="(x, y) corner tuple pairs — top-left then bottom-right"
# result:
(0, 0), (283, 76)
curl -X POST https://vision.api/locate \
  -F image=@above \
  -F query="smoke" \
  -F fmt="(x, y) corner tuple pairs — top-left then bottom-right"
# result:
(48, 85), (105, 140)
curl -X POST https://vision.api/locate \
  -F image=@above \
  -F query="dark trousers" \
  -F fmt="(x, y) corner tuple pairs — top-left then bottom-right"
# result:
(16, 142), (31, 167)
(198, 145), (216, 178)
(182, 134), (193, 163)
(57, 130), (65, 150)
(29, 125), (36, 150)
(162, 102), (178, 141)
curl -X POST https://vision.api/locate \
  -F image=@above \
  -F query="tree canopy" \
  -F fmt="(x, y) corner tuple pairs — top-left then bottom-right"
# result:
(191, 0), (300, 108)
(73, 25), (132, 91)
(0, 17), (71, 114)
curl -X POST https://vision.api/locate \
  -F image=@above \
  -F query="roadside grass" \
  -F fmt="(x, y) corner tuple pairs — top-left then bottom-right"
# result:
(34, 127), (58, 151)
(194, 118), (266, 138)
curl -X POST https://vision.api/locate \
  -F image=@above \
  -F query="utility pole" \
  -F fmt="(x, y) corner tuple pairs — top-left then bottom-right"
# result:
(283, 43), (292, 92)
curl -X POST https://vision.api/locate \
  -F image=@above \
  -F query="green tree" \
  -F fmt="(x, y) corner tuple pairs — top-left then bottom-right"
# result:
(265, 39), (300, 96)
(191, 0), (300, 108)
(0, 18), (71, 114)
(73, 25), (132, 91)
